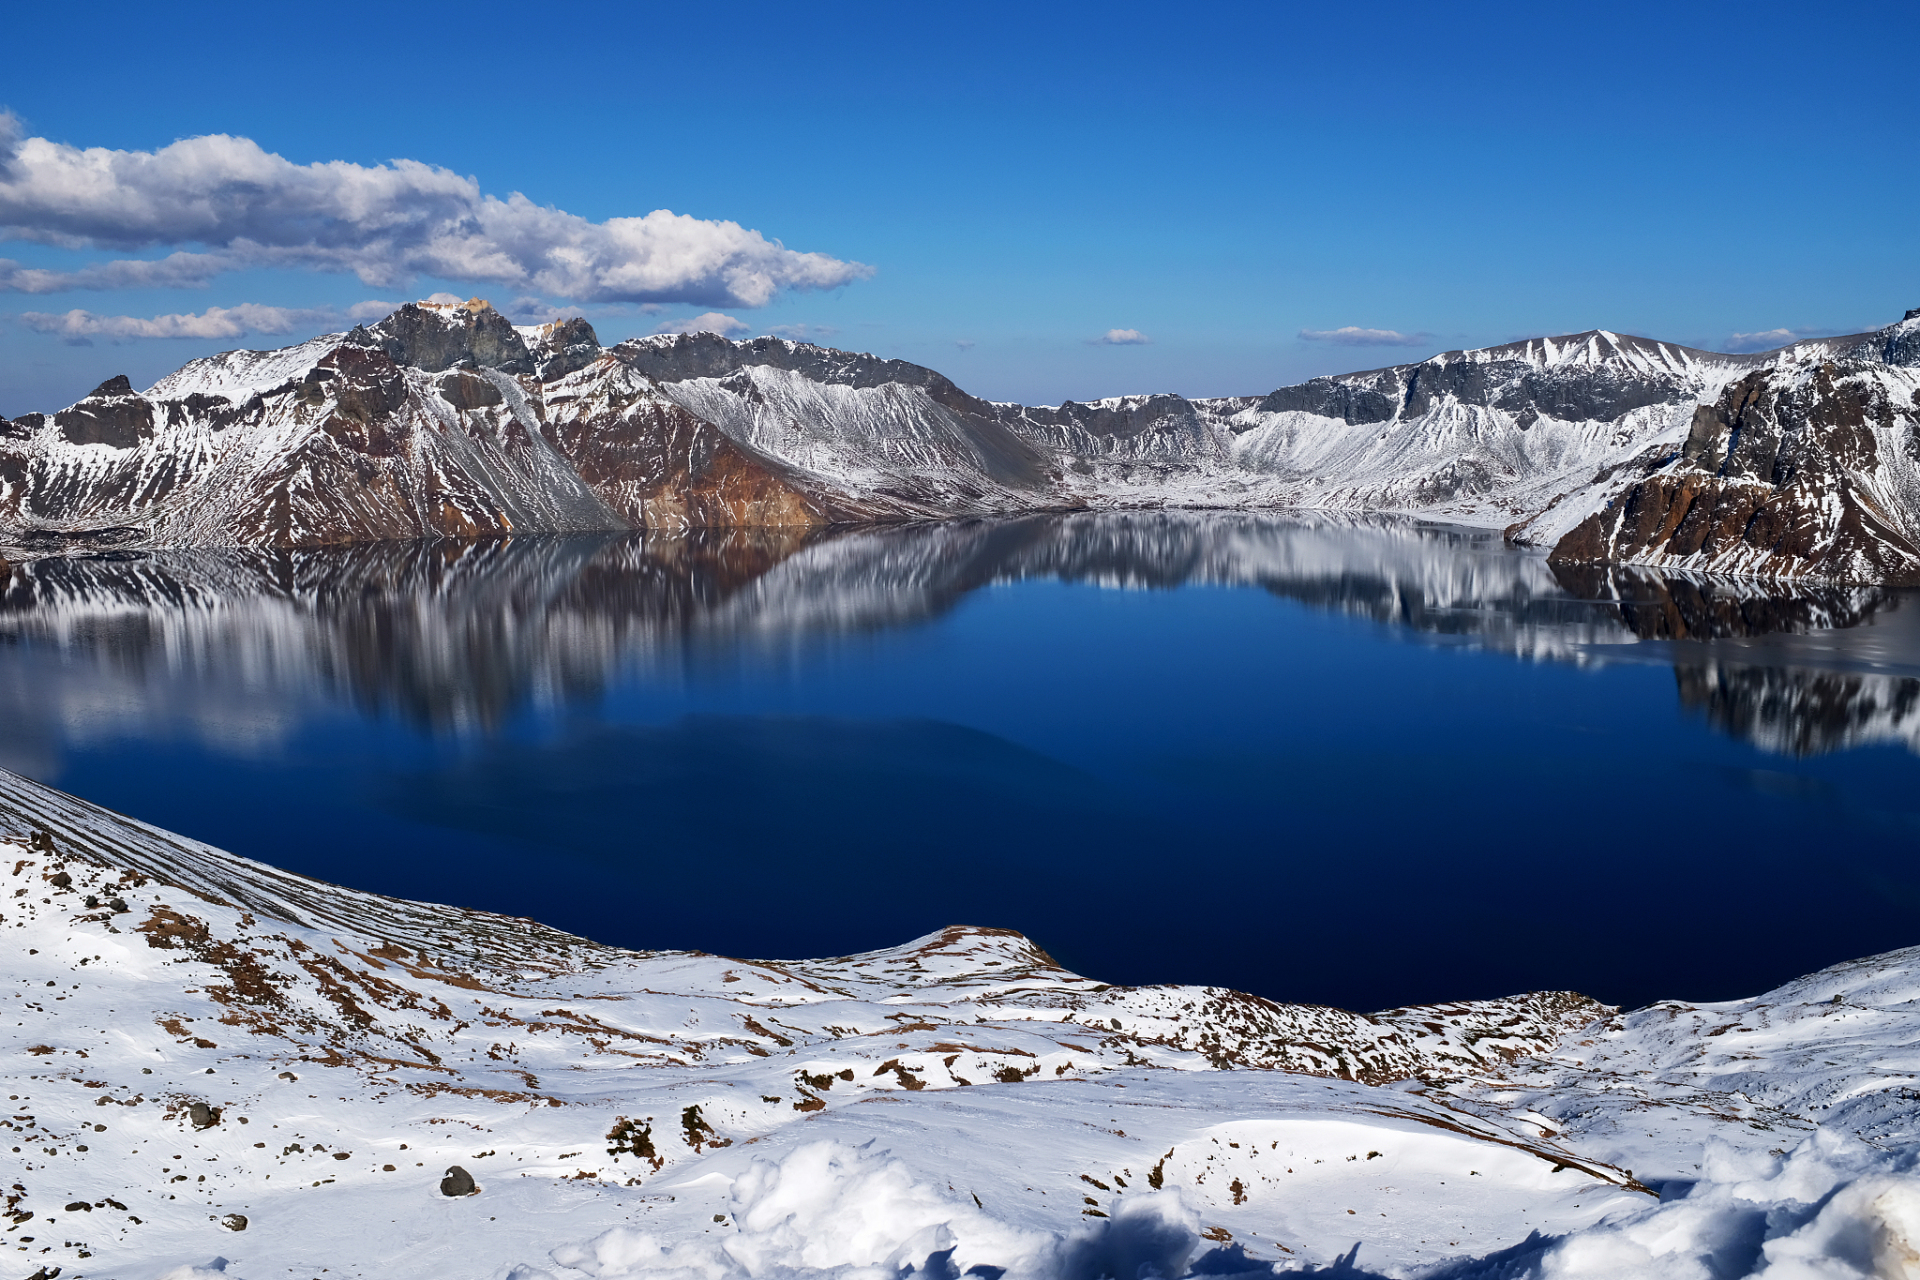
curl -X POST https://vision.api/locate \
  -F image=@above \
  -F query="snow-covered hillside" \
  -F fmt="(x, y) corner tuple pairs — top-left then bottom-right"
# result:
(1536, 339), (1920, 584)
(2, 766), (1917, 1278)
(4, 301), (1918, 583)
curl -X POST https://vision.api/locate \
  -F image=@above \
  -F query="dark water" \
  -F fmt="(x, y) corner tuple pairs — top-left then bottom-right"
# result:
(3, 512), (1918, 1013)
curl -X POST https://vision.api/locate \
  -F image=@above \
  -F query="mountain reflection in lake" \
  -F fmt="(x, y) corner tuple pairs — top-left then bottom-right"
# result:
(2, 513), (1917, 1012)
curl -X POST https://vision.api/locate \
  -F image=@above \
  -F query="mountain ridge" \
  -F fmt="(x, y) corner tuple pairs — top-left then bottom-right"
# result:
(3, 299), (1917, 582)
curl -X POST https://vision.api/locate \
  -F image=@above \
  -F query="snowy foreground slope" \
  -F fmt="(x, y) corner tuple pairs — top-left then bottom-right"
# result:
(3, 301), (1918, 583)
(2, 769), (1917, 1278)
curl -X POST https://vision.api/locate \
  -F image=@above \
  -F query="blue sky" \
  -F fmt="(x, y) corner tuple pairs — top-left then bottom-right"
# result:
(2, 0), (1916, 416)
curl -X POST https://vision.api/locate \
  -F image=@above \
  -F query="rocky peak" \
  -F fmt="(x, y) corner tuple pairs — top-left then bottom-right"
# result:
(54, 373), (153, 448)
(360, 298), (534, 376)
(522, 315), (602, 382)
(614, 331), (966, 397)
(1882, 311), (1920, 367)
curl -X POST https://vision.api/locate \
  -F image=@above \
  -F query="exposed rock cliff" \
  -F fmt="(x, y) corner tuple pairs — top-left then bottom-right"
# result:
(1543, 331), (1920, 584)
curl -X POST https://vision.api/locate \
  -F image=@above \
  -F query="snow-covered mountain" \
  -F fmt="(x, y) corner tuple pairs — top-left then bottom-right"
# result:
(3, 301), (1919, 584)
(1536, 338), (1920, 584)
(2, 765), (1917, 1279)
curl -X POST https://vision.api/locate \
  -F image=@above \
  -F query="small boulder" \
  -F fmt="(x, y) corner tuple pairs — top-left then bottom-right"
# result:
(220, 1213), (248, 1231)
(64, 1201), (91, 1212)
(47, 871), (72, 889)
(440, 1165), (476, 1197)
(189, 1102), (220, 1129)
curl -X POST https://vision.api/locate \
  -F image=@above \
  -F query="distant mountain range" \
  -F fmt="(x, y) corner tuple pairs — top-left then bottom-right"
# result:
(3, 298), (1918, 582)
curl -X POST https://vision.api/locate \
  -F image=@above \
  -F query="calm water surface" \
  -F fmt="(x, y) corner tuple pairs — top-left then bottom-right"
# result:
(2, 512), (1917, 1012)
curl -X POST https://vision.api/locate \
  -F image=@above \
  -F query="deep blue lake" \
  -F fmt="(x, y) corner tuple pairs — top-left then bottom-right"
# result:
(2, 512), (1917, 1013)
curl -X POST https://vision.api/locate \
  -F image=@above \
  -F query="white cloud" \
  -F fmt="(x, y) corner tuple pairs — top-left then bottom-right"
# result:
(1093, 328), (1150, 346)
(0, 250), (231, 293)
(500, 296), (588, 325)
(1298, 326), (1430, 347)
(19, 300), (389, 342)
(767, 323), (838, 341)
(652, 312), (751, 337)
(0, 112), (873, 308)
(1724, 326), (1838, 353)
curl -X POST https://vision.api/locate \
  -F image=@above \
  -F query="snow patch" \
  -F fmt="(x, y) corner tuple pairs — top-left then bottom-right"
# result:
(552, 1140), (1204, 1280)
(1524, 1132), (1920, 1279)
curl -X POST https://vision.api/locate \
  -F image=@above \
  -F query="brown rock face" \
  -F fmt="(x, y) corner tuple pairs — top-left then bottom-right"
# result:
(0, 305), (895, 552)
(543, 390), (862, 530)
(1550, 363), (1920, 584)
(437, 370), (505, 411)
(54, 376), (156, 449)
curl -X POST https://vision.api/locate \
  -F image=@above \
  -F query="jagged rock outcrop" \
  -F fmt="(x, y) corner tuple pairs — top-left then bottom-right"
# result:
(1545, 342), (1920, 584)
(3, 299), (1918, 582)
(355, 295), (534, 375)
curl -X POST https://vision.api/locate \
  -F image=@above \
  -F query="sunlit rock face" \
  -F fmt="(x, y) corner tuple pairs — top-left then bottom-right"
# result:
(2, 302), (1917, 582)
(1548, 347), (1920, 585)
